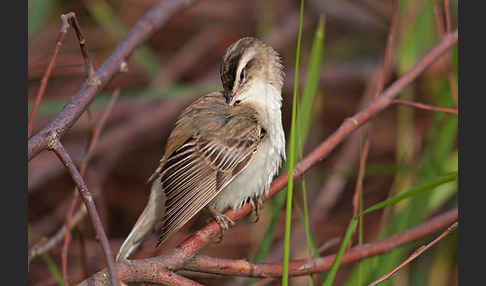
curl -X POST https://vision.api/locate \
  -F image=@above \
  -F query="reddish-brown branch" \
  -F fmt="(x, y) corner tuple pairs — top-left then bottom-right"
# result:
(373, 0), (398, 98)
(28, 14), (70, 138)
(432, 0), (445, 36)
(352, 137), (370, 219)
(28, 0), (197, 161)
(369, 221), (458, 286)
(392, 99), (458, 114)
(444, 0), (452, 33)
(61, 89), (120, 285)
(82, 263), (204, 286)
(183, 209), (457, 278)
(49, 138), (119, 286)
(78, 209), (456, 284)
(77, 230), (90, 279)
(78, 30), (458, 285)
(432, 0), (458, 106)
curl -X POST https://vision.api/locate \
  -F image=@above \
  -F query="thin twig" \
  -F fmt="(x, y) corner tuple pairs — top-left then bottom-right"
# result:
(444, 0), (451, 33)
(368, 221), (458, 286)
(29, 12), (97, 138)
(373, 0), (398, 98)
(351, 0), (398, 247)
(352, 137), (370, 219)
(28, 206), (87, 264)
(64, 13), (96, 83)
(432, 0), (445, 37)
(444, 0), (458, 107)
(28, 14), (71, 138)
(77, 229), (90, 278)
(317, 237), (341, 254)
(78, 31), (458, 285)
(61, 89), (120, 285)
(49, 138), (119, 286)
(433, 0), (458, 106)
(392, 99), (458, 114)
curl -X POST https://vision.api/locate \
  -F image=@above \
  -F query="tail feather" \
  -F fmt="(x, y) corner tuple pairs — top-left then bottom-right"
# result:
(116, 177), (166, 261)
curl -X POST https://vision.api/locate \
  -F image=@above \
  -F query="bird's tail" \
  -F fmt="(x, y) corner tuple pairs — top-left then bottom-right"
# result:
(116, 177), (166, 261)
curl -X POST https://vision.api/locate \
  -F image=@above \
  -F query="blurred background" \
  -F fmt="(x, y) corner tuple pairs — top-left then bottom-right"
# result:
(28, 0), (458, 285)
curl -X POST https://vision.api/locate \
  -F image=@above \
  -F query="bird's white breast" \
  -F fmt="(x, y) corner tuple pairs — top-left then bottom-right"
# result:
(210, 81), (286, 212)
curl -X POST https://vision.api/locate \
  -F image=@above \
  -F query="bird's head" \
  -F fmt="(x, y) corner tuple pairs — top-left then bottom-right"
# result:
(220, 37), (284, 106)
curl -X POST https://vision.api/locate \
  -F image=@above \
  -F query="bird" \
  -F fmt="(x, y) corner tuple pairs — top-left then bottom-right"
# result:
(116, 37), (286, 261)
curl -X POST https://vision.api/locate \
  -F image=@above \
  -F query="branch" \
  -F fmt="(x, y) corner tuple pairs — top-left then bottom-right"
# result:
(184, 209), (457, 278)
(28, 0), (196, 161)
(28, 12), (95, 137)
(61, 89), (120, 285)
(79, 209), (456, 284)
(392, 99), (458, 114)
(77, 30), (458, 285)
(49, 138), (119, 286)
(368, 221), (458, 286)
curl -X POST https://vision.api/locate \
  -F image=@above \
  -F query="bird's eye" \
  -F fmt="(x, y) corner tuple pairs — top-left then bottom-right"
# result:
(240, 68), (247, 82)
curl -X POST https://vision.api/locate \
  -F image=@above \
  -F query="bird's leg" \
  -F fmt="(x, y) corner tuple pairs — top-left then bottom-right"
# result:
(249, 197), (264, 223)
(208, 206), (235, 242)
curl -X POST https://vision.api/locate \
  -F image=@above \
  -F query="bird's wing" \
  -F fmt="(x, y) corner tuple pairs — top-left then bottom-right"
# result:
(155, 94), (265, 245)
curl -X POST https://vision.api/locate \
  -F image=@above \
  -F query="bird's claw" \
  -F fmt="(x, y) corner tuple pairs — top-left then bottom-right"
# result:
(208, 207), (235, 243)
(249, 197), (263, 223)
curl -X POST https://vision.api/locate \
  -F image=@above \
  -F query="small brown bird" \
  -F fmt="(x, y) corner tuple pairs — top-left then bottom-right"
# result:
(116, 37), (286, 261)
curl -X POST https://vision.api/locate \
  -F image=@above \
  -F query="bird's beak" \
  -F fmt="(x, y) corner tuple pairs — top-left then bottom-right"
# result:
(229, 86), (243, 105)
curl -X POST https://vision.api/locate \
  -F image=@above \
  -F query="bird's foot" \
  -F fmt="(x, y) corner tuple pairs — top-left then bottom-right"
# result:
(249, 197), (264, 223)
(208, 207), (235, 243)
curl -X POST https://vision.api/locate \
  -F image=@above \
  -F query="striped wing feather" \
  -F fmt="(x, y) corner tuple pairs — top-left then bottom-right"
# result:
(155, 101), (263, 245)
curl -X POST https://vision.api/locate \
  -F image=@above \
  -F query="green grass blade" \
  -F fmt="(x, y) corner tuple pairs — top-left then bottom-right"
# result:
(361, 172), (457, 216)
(252, 15), (326, 276)
(322, 218), (358, 286)
(40, 254), (64, 286)
(297, 15), (326, 147)
(300, 180), (317, 259)
(296, 15), (325, 265)
(282, 0), (305, 284)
